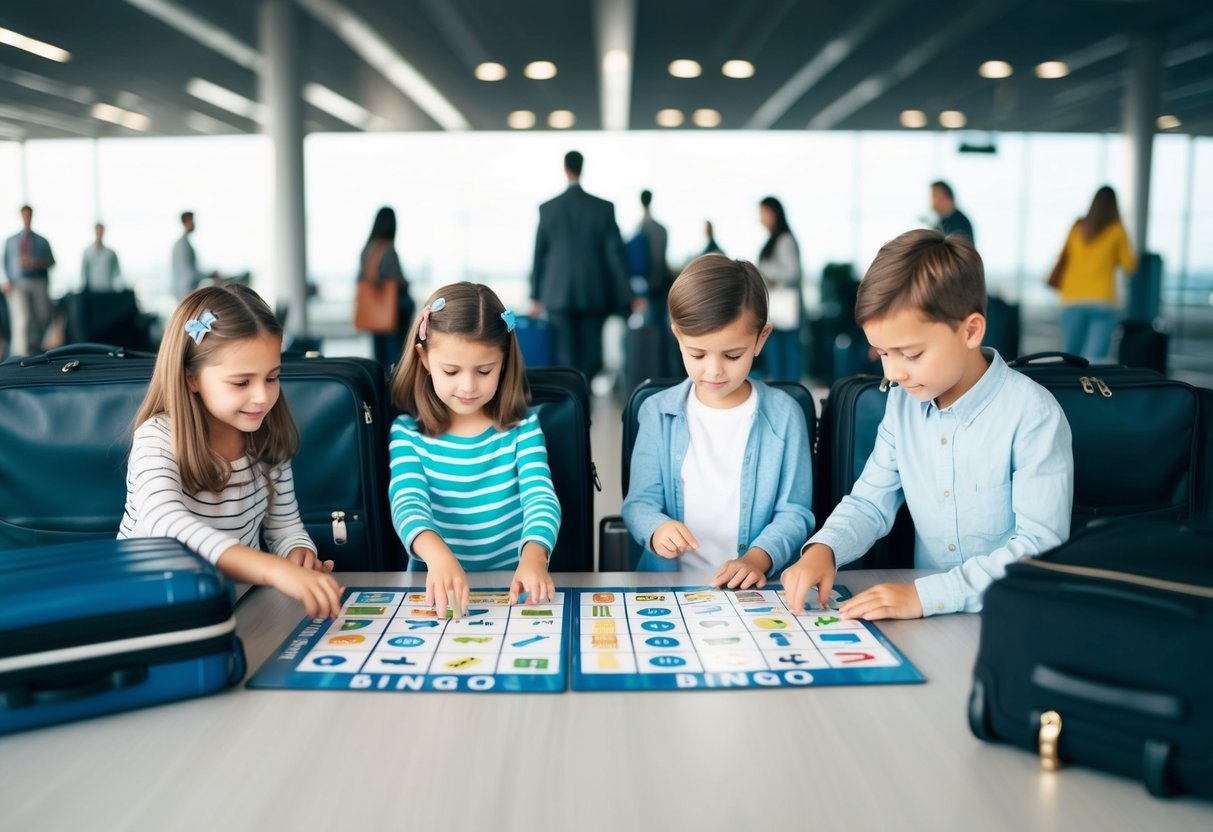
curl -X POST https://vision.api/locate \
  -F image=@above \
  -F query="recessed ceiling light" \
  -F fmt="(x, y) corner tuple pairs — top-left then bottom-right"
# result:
(186, 77), (264, 123)
(939, 110), (967, 129)
(474, 62), (507, 82)
(900, 109), (928, 128)
(656, 109), (684, 127)
(525, 61), (557, 80)
(0, 25), (71, 63)
(1035, 61), (1069, 79)
(668, 59), (702, 78)
(722, 60), (754, 79)
(1157, 114), (1182, 130)
(548, 109), (575, 129)
(692, 108), (721, 128)
(978, 60), (1012, 79)
(507, 110), (535, 129)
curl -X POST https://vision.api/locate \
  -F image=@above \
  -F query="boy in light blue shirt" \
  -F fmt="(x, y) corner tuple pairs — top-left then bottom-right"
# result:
(783, 229), (1073, 618)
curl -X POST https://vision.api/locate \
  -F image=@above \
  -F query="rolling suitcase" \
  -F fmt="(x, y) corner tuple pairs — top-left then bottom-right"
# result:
(983, 296), (1020, 361)
(814, 374), (915, 569)
(1118, 319), (1168, 374)
(0, 537), (245, 735)
(0, 344), (394, 570)
(969, 519), (1213, 798)
(60, 289), (154, 352)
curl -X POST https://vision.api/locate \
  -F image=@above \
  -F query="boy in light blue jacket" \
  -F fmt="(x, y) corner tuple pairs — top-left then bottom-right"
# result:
(623, 255), (815, 588)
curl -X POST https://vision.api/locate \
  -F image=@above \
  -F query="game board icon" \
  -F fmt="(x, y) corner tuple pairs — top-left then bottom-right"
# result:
(592, 593), (616, 603)
(386, 636), (426, 648)
(339, 619), (372, 631)
(443, 656), (482, 670)
(345, 606), (386, 616)
(647, 655), (687, 668)
(356, 592), (394, 604)
(312, 655), (346, 667)
(327, 634), (367, 645)
(636, 607), (671, 617)
(640, 620), (675, 632)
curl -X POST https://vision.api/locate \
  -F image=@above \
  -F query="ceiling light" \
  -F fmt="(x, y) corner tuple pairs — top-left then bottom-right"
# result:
(91, 103), (151, 131)
(692, 108), (721, 128)
(668, 59), (702, 78)
(186, 110), (231, 134)
(1157, 114), (1181, 130)
(655, 109), (684, 127)
(978, 60), (1013, 79)
(186, 77), (264, 123)
(900, 109), (928, 128)
(525, 61), (558, 80)
(507, 110), (536, 129)
(601, 49), (631, 131)
(474, 62), (507, 81)
(0, 25), (71, 63)
(722, 60), (755, 79)
(304, 83), (388, 130)
(548, 109), (575, 129)
(939, 110), (967, 129)
(1035, 61), (1069, 79)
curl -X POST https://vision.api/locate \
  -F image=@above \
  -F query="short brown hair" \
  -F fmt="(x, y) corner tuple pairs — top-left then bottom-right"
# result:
(391, 282), (530, 436)
(134, 283), (298, 496)
(668, 254), (768, 336)
(855, 229), (986, 327)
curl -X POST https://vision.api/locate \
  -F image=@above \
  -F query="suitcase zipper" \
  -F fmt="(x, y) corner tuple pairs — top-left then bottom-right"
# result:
(362, 402), (372, 424)
(1077, 376), (1115, 397)
(331, 511), (348, 545)
(1019, 557), (1213, 599)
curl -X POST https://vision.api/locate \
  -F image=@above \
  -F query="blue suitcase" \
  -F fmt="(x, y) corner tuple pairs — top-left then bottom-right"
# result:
(515, 316), (553, 368)
(0, 537), (245, 734)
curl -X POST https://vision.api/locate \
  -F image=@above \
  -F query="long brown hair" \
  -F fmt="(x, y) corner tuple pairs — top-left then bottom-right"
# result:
(855, 229), (986, 327)
(668, 254), (769, 336)
(1081, 185), (1121, 241)
(133, 284), (299, 495)
(391, 282), (529, 436)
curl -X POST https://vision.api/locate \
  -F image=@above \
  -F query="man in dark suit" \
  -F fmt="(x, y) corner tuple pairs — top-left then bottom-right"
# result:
(530, 151), (631, 384)
(930, 180), (975, 245)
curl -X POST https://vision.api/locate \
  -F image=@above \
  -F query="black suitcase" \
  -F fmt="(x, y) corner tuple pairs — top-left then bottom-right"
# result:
(813, 374), (915, 569)
(620, 318), (682, 403)
(0, 344), (394, 570)
(1118, 319), (1168, 374)
(1009, 352), (1208, 528)
(60, 289), (154, 352)
(983, 296), (1020, 361)
(527, 367), (597, 572)
(968, 519), (1213, 798)
(0, 537), (245, 735)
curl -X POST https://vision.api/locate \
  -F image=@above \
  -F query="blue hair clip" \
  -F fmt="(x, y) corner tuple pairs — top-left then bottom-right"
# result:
(500, 310), (516, 332)
(185, 309), (217, 345)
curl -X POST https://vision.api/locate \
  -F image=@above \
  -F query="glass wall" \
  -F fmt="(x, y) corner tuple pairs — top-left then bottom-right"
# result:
(2, 130), (1209, 331)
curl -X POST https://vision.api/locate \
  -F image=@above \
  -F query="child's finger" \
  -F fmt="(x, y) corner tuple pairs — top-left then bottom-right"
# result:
(544, 576), (555, 603)
(508, 578), (521, 606)
(322, 560), (335, 573)
(433, 583), (449, 621)
(784, 573), (809, 615)
(817, 573), (836, 612)
(459, 583), (470, 618)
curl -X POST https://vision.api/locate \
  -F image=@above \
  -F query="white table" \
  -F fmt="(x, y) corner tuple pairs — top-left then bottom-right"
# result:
(2, 570), (1209, 831)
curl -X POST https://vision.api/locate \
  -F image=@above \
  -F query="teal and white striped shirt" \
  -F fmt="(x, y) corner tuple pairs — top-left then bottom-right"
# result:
(389, 410), (561, 570)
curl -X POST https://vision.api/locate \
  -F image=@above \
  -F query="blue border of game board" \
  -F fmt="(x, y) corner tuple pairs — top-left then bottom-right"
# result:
(570, 585), (926, 691)
(247, 588), (570, 693)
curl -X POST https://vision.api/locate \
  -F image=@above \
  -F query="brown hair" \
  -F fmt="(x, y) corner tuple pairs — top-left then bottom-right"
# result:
(855, 229), (986, 327)
(1081, 185), (1121, 242)
(133, 283), (299, 495)
(390, 282), (530, 436)
(667, 254), (769, 336)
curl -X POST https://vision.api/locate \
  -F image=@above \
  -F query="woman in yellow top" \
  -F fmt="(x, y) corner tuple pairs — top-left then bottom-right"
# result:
(1055, 186), (1137, 361)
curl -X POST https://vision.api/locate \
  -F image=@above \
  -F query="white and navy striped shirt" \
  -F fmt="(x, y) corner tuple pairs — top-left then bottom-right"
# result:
(118, 415), (315, 564)
(389, 410), (561, 570)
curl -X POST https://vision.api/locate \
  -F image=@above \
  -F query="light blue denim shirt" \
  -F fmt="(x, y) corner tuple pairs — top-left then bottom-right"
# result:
(809, 349), (1073, 615)
(623, 379), (815, 574)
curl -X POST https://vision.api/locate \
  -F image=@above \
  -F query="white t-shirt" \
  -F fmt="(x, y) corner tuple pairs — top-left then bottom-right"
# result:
(679, 384), (757, 571)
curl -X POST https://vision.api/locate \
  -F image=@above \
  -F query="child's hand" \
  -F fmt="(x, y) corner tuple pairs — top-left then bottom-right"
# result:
(650, 521), (699, 559)
(286, 546), (335, 573)
(712, 548), (772, 589)
(268, 559), (343, 619)
(510, 543), (555, 605)
(424, 549), (469, 619)
(781, 543), (836, 615)
(839, 582), (923, 621)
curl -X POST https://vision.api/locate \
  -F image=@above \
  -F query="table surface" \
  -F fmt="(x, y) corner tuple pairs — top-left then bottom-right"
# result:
(2, 570), (1209, 832)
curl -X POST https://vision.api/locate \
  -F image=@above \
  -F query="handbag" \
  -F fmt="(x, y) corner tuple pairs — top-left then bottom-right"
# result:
(767, 285), (801, 330)
(353, 242), (398, 334)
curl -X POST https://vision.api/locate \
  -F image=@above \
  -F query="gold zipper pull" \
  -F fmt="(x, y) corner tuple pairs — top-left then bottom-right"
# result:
(1039, 710), (1063, 771)
(1079, 377), (1095, 395)
(1094, 377), (1112, 398)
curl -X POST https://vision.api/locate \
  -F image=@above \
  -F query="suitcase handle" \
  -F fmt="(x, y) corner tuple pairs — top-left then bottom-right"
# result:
(1, 665), (148, 709)
(21, 343), (156, 364)
(1008, 351), (1089, 368)
(1032, 664), (1184, 719)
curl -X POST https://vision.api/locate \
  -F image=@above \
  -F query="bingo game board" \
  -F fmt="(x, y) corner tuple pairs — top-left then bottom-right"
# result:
(571, 586), (925, 690)
(248, 588), (569, 693)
